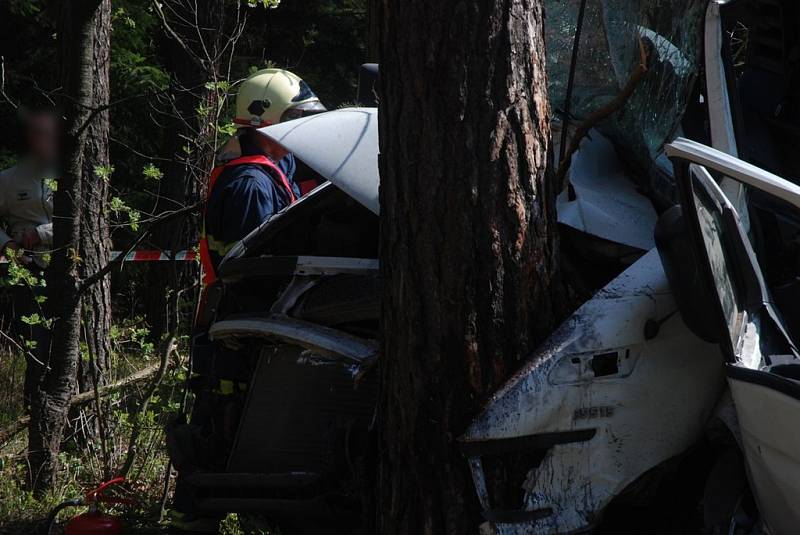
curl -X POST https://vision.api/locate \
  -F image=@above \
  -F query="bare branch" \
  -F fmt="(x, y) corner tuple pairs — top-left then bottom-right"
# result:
(78, 201), (202, 294)
(555, 39), (650, 188)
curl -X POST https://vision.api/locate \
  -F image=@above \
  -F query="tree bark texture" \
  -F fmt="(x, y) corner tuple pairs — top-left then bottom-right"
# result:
(376, 0), (559, 533)
(77, 0), (112, 391)
(27, 0), (106, 495)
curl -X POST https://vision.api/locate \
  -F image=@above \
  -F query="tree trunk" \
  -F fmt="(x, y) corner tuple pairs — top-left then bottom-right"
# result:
(366, 0), (381, 63)
(27, 0), (106, 495)
(77, 0), (112, 393)
(376, 0), (560, 532)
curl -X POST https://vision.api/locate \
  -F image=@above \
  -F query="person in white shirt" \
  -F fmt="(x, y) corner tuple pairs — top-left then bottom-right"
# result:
(0, 107), (58, 404)
(0, 108), (56, 268)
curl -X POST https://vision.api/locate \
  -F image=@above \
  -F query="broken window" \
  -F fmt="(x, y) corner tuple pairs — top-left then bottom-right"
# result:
(546, 0), (707, 185)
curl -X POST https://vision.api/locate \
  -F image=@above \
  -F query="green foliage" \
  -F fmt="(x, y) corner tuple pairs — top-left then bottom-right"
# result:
(205, 80), (232, 93)
(111, 3), (169, 91)
(94, 164), (116, 182)
(247, 0), (281, 8)
(1, 248), (45, 288)
(142, 163), (163, 181)
(0, 149), (17, 170)
(20, 313), (41, 326)
(6, 0), (40, 17)
(110, 196), (142, 231)
(218, 122), (237, 136)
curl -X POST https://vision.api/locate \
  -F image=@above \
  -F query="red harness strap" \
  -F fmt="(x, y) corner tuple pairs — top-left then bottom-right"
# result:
(199, 155), (296, 285)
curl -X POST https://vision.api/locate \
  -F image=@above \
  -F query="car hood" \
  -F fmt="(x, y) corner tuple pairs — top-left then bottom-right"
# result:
(256, 107), (379, 214)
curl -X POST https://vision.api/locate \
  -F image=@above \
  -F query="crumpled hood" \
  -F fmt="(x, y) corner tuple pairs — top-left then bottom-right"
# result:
(256, 107), (379, 214)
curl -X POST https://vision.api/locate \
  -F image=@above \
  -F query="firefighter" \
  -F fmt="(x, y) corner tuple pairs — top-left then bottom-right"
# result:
(169, 69), (325, 534)
(199, 68), (326, 284)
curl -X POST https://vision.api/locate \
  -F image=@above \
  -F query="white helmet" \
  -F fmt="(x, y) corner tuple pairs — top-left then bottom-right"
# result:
(234, 68), (326, 127)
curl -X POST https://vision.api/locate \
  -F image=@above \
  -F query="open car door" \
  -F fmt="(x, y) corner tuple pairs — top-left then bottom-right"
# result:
(666, 138), (800, 535)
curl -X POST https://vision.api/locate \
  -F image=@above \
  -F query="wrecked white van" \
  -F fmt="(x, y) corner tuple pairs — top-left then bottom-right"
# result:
(462, 0), (799, 533)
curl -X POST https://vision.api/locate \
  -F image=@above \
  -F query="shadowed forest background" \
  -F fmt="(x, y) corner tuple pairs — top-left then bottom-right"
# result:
(0, 1), (368, 531)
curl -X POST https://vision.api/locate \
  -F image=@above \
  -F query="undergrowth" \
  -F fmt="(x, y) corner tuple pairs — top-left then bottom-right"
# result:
(0, 318), (181, 534)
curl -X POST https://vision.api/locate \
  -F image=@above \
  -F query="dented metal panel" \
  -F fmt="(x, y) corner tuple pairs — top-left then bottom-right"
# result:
(209, 314), (378, 364)
(462, 250), (725, 533)
(557, 131), (658, 251)
(227, 345), (378, 484)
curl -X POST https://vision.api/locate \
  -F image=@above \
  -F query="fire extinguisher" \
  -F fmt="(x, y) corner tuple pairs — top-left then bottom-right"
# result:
(45, 477), (128, 535)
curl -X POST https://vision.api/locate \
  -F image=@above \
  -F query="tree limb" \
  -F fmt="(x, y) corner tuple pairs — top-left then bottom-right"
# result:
(152, 0), (209, 73)
(555, 38), (649, 189)
(0, 362), (166, 447)
(78, 201), (201, 294)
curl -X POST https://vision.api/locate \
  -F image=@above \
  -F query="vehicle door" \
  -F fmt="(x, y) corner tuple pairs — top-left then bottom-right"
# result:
(666, 137), (800, 535)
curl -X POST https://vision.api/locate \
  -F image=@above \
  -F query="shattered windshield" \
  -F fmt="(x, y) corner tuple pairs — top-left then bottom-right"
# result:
(547, 0), (707, 180)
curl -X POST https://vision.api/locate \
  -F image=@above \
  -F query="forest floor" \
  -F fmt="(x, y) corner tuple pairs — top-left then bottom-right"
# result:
(0, 344), (173, 534)
(0, 311), (271, 535)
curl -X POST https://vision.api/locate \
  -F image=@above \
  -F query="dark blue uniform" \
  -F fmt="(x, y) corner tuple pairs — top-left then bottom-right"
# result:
(204, 153), (300, 269)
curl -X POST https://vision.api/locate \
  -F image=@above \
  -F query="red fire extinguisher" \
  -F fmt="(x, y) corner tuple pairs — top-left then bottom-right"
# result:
(47, 477), (128, 535)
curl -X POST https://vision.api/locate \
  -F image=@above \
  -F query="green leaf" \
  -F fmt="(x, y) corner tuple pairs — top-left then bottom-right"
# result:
(110, 196), (128, 213)
(20, 313), (41, 326)
(94, 165), (115, 181)
(246, 0), (281, 8)
(142, 163), (163, 181)
(128, 209), (141, 232)
(217, 122), (237, 136)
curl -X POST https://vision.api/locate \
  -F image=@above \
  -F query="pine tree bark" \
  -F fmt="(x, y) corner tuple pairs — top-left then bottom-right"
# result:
(77, 0), (112, 393)
(27, 0), (108, 495)
(376, 0), (560, 532)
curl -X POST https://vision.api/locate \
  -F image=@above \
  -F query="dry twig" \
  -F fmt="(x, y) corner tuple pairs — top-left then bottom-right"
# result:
(555, 38), (650, 188)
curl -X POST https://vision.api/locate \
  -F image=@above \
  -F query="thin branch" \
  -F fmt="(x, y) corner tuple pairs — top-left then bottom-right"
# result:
(78, 201), (201, 294)
(0, 326), (49, 370)
(0, 56), (19, 110)
(555, 38), (650, 188)
(119, 335), (176, 477)
(152, 0), (208, 73)
(0, 361), (166, 448)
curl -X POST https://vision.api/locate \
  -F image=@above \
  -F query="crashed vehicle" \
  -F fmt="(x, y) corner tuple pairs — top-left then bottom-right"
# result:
(462, 0), (800, 533)
(177, 108), (380, 534)
(173, 0), (800, 533)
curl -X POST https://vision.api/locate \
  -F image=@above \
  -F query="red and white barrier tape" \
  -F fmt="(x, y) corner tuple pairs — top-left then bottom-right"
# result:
(0, 250), (197, 264)
(110, 250), (197, 262)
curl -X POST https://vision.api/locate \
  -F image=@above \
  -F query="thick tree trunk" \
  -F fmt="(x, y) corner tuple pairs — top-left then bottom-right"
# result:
(77, 0), (112, 392)
(376, 0), (560, 532)
(27, 0), (106, 495)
